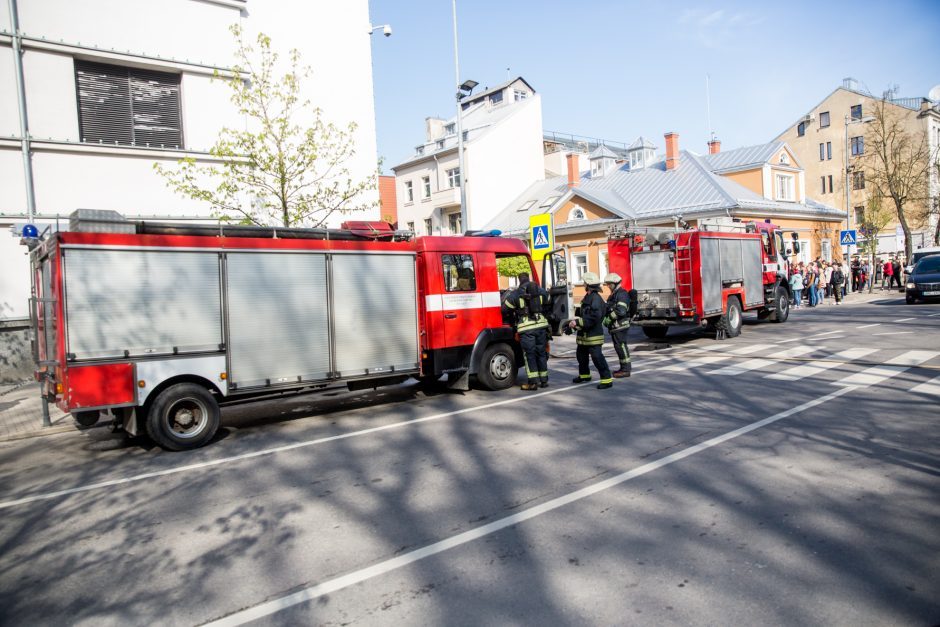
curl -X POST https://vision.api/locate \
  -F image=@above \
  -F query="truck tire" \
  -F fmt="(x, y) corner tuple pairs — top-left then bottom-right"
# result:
(476, 343), (517, 391)
(642, 326), (669, 340)
(73, 410), (99, 428)
(716, 297), (743, 338)
(769, 285), (790, 323)
(146, 383), (220, 451)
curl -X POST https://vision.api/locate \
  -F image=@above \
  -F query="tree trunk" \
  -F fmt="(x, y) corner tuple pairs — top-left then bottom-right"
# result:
(894, 197), (914, 262)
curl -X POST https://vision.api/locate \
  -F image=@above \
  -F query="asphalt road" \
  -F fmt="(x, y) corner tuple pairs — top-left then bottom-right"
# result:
(1, 295), (938, 626)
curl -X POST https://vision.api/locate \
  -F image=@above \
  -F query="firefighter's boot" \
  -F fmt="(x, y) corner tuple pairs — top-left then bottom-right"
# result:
(520, 382), (539, 391)
(572, 375), (591, 384)
(613, 364), (632, 378)
(539, 379), (549, 388)
(597, 380), (613, 389)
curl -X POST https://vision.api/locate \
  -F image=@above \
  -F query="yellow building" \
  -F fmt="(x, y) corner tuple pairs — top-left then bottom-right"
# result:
(775, 78), (940, 257)
(486, 133), (844, 300)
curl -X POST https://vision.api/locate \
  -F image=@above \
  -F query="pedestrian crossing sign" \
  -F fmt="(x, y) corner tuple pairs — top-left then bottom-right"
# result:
(529, 214), (554, 261)
(840, 229), (857, 246)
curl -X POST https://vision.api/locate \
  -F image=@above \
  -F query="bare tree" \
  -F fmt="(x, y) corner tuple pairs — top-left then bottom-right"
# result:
(155, 26), (376, 227)
(856, 193), (893, 292)
(860, 98), (934, 261)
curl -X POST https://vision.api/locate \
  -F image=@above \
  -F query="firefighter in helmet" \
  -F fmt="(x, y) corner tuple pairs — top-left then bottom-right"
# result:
(603, 272), (637, 378)
(502, 272), (550, 390)
(567, 272), (613, 389)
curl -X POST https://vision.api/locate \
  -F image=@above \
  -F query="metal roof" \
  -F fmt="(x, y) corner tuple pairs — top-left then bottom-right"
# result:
(628, 136), (656, 150)
(589, 145), (619, 160)
(704, 141), (786, 172)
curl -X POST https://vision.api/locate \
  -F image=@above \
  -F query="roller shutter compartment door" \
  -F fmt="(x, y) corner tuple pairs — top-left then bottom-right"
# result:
(64, 250), (222, 360)
(226, 253), (331, 389)
(331, 253), (419, 377)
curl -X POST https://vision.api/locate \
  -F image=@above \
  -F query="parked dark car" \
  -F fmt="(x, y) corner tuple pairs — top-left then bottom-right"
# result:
(906, 255), (940, 304)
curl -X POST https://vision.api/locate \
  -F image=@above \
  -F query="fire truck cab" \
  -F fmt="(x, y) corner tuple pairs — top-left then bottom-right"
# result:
(26, 210), (542, 450)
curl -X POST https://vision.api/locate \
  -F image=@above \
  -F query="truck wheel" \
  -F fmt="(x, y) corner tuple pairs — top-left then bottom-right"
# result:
(716, 297), (743, 338)
(642, 326), (669, 340)
(73, 410), (99, 428)
(476, 343), (517, 391)
(146, 383), (220, 451)
(769, 286), (790, 323)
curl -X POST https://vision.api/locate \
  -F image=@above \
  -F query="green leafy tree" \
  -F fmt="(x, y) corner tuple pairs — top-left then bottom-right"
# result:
(497, 255), (532, 278)
(155, 25), (376, 227)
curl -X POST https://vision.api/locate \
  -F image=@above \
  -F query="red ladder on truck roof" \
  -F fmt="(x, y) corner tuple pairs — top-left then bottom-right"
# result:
(674, 242), (696, 314)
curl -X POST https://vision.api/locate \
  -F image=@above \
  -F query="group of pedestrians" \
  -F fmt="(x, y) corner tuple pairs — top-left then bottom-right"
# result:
(877, 256), (905, 290)
(788, 259), (847, 307)
(502, 271), (637, 391)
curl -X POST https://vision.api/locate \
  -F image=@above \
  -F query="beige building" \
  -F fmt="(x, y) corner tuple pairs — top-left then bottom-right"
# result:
(775, 78), (940, 257)
(391, 77), (544, 235)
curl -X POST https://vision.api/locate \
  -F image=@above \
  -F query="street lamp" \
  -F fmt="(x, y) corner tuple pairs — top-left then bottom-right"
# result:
(367, 24), (392, 37)
(451, 0), (476, 234)
(843, 114), (874, 293)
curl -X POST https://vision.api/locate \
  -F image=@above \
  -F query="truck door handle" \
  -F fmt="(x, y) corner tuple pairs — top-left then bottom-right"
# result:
(444, 313), (457, 319)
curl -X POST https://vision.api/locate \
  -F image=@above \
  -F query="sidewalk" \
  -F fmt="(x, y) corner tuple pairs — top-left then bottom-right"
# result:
(0, 287), (903, 443)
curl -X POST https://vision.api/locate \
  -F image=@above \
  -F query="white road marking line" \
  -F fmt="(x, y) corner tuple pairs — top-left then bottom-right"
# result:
(709, 346), (817, 376)
(778, 329), (843, 344)
(659, 344), (774, 372)
(894, 318), (916, 322)
(834, 350), (939, 387)
(855, 323), (881, 329)
(872, 331), (913, 336)
(910, 376), (940, 396)
(766, 348), (878, 381)
(928, 312), (940, 317)
(0, 380), (614, 511)
(203, 385), (858, 627)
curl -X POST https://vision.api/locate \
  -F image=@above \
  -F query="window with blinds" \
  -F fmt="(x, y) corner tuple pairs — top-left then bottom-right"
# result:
(75, 60), (184, 149)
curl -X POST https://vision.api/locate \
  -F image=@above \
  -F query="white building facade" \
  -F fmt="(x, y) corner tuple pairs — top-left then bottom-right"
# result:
(392, 78), (544, 235)
(0, 0), (380, 380)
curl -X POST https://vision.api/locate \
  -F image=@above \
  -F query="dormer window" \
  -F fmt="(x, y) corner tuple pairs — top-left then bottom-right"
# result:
(568, 206), (586, 222)
(444, 123), (456, 135)
(416, 146), (424, 155)
(489, 91), (503, 105)
(778, 152), (790, 165)
(436, 140), (445, 149)
(513, 89), (528, 101)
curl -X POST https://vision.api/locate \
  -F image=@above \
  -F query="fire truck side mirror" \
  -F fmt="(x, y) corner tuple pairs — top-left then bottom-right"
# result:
(792, 242), (801, 254)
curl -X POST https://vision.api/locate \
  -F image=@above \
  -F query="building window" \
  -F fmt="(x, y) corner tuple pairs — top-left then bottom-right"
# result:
(821, 176), (826, 194)
(442, 254), (476, 291)
(854, 206), (864, 226)
(821, 175), (834, 194)
(513, 89), (528, 101)
(568, 206), (587, 221)
(416, 146), (425, 155)
(828, 175), (833, 194)
(599, 250), (609, 279)
(851, 135), (864, 156)
(518, 200), (536, 212)
(853, 171), (865, 190)
(779, 152), (790, 165)
(404, 180), (414, 203)
(827, 141), (832, 160)
(424, 218), (432, 234)
(851, 104), (862, 120)
(436, 140), (444, 149)
(448, 212), (462, 234)
(489, 91), (503, 105)
(540, 195), (560, 208)
(775, 173), (795, 201)
(819, 143), (825, 161)
(75, 60), (183, 148)
(406, 221), (415, 232)
(446, 167), (461, 188)
(821, 239), (832, 262)
(444, 123), (455, 134)
(798, 240), (811, 264)
(571, 252), (588, 284)
(422, 176), (431, 198)
(819, 111), (830, 128)
(797, 121), (806, 137)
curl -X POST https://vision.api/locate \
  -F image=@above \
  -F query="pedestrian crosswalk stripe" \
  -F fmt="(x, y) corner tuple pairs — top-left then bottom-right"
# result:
(833, 350), (939, 387)
(766, 348), (878, 381)
(660, 343), (775, 372)
(708, 346), (817, 376)
(910, 376), (940, 396)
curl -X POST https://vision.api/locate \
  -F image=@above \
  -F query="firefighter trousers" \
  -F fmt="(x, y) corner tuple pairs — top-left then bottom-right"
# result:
(576, 344), (612, 383)
(611, 327), (631, 369)
(520, 328), (549, 383)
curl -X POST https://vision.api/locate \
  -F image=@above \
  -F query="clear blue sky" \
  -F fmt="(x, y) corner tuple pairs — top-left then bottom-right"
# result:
(367, 0), (939, 173)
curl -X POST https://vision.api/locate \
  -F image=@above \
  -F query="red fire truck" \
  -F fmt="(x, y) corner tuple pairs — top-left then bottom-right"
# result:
(604, 221), (797, 339)
(26, 210), (546, 450)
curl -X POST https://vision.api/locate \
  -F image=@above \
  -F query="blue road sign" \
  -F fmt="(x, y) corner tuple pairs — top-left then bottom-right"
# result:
(839, 229), (857, 246)
(532, 225), (550, 250)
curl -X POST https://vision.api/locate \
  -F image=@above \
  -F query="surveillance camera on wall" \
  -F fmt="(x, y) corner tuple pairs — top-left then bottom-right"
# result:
(383, 25), (392, 37)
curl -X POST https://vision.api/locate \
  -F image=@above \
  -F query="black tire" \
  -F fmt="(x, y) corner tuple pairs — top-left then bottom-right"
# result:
(716, 297), (743, 338)
(769, 286), (790, 323)
(642, 326), (669, 340)
(476, 343), (517, 391)
(146, 383), (220, 451)
(73, 410), (99, 428)
(906, 293), (917, 304)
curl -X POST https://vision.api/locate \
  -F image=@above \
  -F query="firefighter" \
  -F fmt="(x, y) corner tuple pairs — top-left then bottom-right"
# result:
(502, 273), (550, 390)
(567, 272), (613, 389)
(603, 272), (637, 378)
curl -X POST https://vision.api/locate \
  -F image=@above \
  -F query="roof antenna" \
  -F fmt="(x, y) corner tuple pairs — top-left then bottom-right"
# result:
(506, 67), (510, 81)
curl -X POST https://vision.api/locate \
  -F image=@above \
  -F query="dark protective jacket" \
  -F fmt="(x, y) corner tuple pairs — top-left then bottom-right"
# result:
(604, 286), (637, 333)
(502, 282), (549, 333)
(574, 289), (606, 346)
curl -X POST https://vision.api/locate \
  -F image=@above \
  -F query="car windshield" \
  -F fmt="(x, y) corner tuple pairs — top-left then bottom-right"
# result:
(915, 256), (940, 273)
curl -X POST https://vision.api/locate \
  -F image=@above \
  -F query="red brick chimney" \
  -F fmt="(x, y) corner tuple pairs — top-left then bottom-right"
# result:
(566, 153), (580, 187)
(665, 132), (679, 170)
(708, 138), (721, 154)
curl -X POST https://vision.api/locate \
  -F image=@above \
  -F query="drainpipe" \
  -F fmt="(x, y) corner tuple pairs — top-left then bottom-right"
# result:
(8, 0), (36, 221)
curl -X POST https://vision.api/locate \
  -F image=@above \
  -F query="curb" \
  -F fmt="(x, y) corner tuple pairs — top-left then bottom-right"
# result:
(0, 423), (76, 444)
